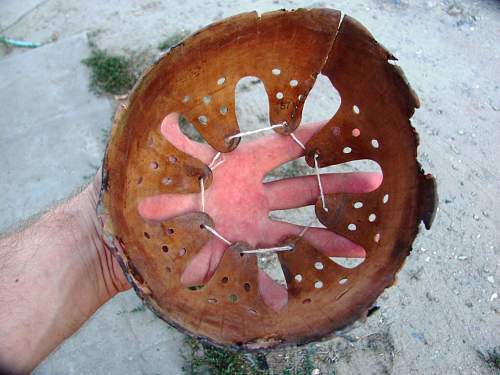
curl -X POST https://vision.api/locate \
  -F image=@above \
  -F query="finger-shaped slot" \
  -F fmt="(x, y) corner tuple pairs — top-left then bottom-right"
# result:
(256, 252), (288, 311)
(301, 73), (341, 125)
(178, 114), (208, 144)
(234, 76), (271, 142)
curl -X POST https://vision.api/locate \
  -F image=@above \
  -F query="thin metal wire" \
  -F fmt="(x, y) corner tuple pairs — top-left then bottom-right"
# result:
(290, 132), (306, 150)
(314, 153), (329, 212)
(226, 122), (286, 141)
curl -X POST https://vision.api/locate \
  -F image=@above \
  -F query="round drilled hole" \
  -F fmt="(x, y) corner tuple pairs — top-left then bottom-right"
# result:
(298, 94), (304, 101)
(217, 77), (226, 85)
(295, 274), (303, 283)
(369, 213), (377, 222)
(339, 277), (348, 285)
(208, 298), (217, 304)
(203, 95), (211, 105)
(166, 266), (171, 273)
(353, 105), (360, 115)
(182, 95), (190, 103)
(220, 105), (228, 115)
(352, 128), (361, 137)
(289, 79), (298, 87)
(374, 233), (381, 243)
(162, 177), (173, 185)
(314, 281), (324, 289)
(302, 298), (312, 304)
(353, 201), (363, 209)
(161, 245), (169, 253)
(198, 115), (208, 126)
(272, 68), (281, 76)
(167, 155), (177, 164)
(371, 139), (380, 149)
(276, 92), (284, 100)
(243, 283), (251, 292)
(248, 308), (257, 315)
(137, 176), (143, 185)
(179, 248), (186, 256)
(314, 262), (324, 270)
(166, 228), (174, 235)
(150, 161), (159, 170)
(221, 276), (229, 284)
(143, 232), (150, 239)
(228, 294), (238, 303)
(348, 223), (357, 231)
(343, 147), (352, 154)
(383, 194), (390, 204)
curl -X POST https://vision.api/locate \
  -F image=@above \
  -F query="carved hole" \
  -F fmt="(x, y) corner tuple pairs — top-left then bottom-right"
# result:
(314, 280), (324, 289)
(147, 137), (154, 146)
(343, 147), (352, 154)
(272, 68), (281, 76)
(374, 233), (381, 243)
(208, 297), (217, 304)
(217, 77), (225, 85)
(162, 177), (172, 186)
(353, 201), (363, 209)
(295, 274), (303, 282)
(248, 308), (257, 315)
(371, 139), (380, 149)
(166, 266), (171, 273)
(221, 276), (229, 284)
(369, 213), (377, 222)
(167, 155), (177, 164)
(137, 176), (143, 185)
(289, 79), (298, 87)
(166, 228), (174, 235)
(383, 194), (389, 204)
(235, 76), (270, 138)
(244, 282), (251, 292)
(228, 294), (238, 303)
(330, 256), (365, 268)
(143, 232), (150, 239)
(339, 277), (348, 285)
(150, 161), (159, 170)
(203, 95), (211, 105)
(276, 92), (284, 100)
(314, 262), (324, 270)
(353, 105), (360, 115)
(161, 245), (169, 253)
(348, 223), (357, 231)
(220, 105), (228, 115)
(302, 298), (312, 304)
(352, 128), (361, 137)
(179, 248), (186, 256)
(182, 95), (190, 103)
(198, 115), (208, 126)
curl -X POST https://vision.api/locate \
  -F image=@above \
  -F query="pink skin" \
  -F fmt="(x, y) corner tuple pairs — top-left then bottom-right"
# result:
(138, 113), (382, 311)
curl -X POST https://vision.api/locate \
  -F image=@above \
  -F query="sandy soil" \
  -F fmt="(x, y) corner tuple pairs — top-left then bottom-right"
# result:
(1, 0), (499, 374)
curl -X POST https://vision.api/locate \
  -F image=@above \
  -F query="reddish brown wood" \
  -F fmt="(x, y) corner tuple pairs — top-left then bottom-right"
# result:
(100, 8), (437, 350)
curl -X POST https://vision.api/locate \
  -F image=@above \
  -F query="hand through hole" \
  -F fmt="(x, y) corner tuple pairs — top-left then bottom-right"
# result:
(138, 113), (382, 311)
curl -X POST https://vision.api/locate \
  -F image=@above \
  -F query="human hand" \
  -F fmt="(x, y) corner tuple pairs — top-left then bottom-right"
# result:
(138, 113), (382, 310)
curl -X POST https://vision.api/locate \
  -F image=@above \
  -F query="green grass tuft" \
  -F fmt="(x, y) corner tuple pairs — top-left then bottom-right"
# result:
(183, 337), (269, 375)
(158, 30), (190, 51)
(82, 49), (136, 95)
(477, 347), (500, 370)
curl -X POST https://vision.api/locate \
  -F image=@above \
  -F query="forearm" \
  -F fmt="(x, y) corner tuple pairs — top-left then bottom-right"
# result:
(0, 183), (126, 374)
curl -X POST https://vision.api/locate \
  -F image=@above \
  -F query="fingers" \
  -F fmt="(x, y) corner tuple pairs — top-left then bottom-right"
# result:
(258, 270), (288, 311)
(265, 220), (366, 258)
(160, 113), (215, 164)
(180, 238), (227, 286)
(264, 172), (383, 211)
(247, 121), (326, 173)
(138, 193), (198, 221)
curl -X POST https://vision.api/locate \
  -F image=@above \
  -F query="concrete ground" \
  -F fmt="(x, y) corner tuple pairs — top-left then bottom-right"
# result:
(0, 0), (498, 374)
